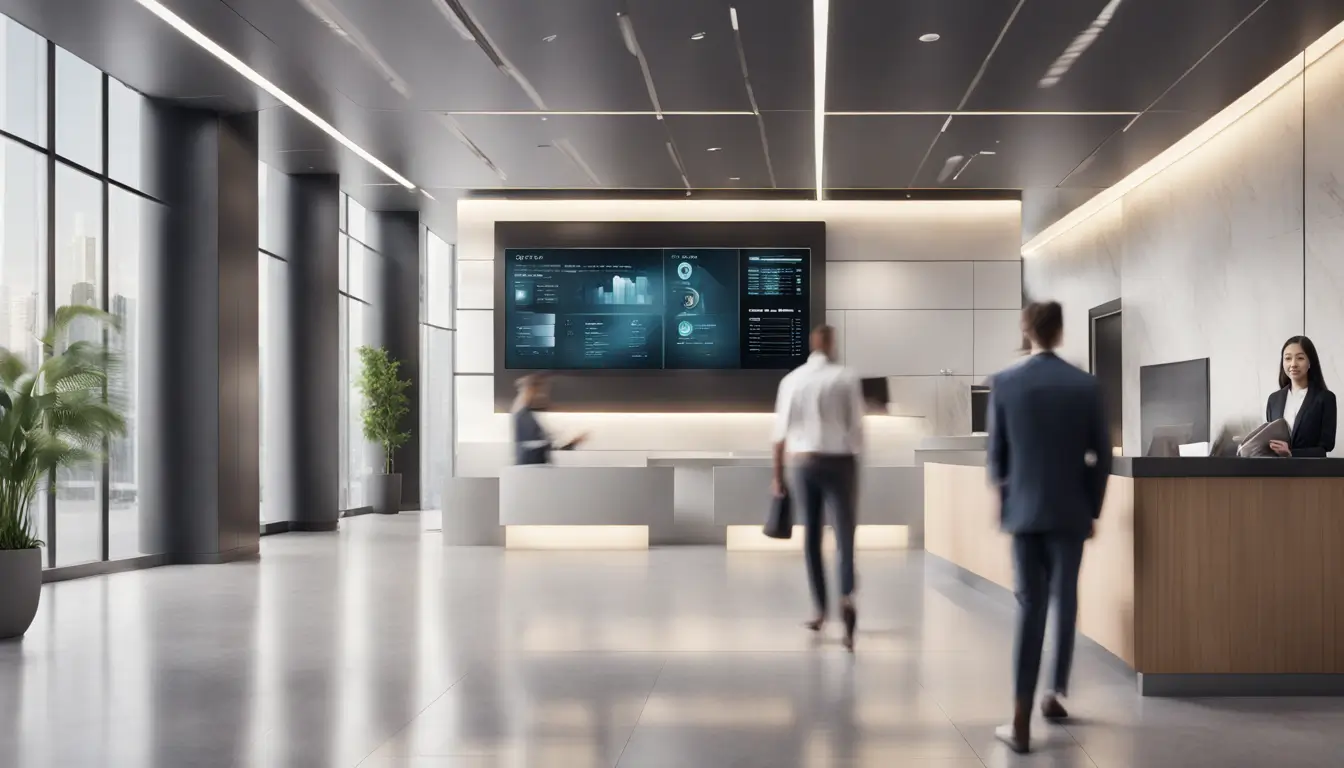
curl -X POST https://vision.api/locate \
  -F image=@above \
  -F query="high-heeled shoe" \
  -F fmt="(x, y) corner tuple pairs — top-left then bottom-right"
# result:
(803, 615), (825, 632)
(841, 603), (857, 651)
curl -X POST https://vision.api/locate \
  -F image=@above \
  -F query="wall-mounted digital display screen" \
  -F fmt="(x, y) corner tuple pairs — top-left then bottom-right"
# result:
(504, 247), (810, 370)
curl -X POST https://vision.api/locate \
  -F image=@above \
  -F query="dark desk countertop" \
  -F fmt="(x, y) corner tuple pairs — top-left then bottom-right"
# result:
(921, 454), (1344, 477)
(1112, 457), (1344, 478)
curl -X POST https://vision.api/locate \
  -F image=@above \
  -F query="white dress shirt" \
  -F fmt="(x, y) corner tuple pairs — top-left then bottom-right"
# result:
(773, 352), (865, 456)
(1284, 386), (1308, 433)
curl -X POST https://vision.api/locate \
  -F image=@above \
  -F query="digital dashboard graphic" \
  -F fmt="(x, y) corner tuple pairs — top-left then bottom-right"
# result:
(504, 247), (810, 370)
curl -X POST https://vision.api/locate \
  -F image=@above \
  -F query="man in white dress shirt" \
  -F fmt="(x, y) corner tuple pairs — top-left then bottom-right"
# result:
(771, 325), (866, 650)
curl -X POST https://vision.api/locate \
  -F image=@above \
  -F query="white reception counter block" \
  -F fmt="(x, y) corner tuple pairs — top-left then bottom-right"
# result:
(498, 465), (676, 548)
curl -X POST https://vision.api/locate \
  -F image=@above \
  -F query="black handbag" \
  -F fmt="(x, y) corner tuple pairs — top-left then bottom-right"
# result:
(763, 492), (793, 539)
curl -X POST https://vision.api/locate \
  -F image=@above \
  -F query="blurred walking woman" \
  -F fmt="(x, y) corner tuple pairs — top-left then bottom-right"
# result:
(1266, 336), (1336, 457)
(512, 375), (586, 465)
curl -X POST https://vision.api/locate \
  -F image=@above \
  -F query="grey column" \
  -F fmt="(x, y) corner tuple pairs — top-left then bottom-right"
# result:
(374, 211), (422, 510)
(287, 175), (341, 531)
(140, 106), (260, 563)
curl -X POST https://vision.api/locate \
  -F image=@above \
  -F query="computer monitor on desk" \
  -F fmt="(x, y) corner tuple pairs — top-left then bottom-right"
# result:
(1146, 423), (1193, 457)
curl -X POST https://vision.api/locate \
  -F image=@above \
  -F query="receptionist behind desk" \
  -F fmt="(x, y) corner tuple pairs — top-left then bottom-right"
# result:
(1265, 335), (1337, 457)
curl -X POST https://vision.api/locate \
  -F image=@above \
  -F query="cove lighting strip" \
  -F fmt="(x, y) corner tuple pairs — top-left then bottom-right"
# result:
(725, 525), (909, 551)
(1022, 17), (1344, 257)
(505, 525), (649, 550)
(133, 0), (416, 189)
(813, 0), (829, 199)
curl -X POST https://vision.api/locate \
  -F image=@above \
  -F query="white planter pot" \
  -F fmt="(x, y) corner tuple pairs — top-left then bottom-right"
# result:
(0, 548), (41, 640)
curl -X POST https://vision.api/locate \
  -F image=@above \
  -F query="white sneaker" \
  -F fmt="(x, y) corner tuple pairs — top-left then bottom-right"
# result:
(995, 723), (1030, 754)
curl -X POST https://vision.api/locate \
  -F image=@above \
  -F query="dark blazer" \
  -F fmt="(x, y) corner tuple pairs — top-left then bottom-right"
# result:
(513, 407), (553, 465)
(1266, 386), (1337, 457)
(988, 353), (1111, 536)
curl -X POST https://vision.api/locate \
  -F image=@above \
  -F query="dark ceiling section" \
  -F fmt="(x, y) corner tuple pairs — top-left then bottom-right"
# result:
(920, 114), (1132, 189)
(826, 0), (1017, 112)
(7, 0), (1344, 232)
(965, 0), (1267, 112)
(824, 115), (946, 189)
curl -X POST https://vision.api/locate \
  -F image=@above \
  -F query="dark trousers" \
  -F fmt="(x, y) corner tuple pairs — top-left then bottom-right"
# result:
(1011, 532), (1086, 704)
(792, 455), (858, 615)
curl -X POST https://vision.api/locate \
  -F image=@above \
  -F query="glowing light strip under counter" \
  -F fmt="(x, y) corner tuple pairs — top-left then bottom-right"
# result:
(725, 525), (909, 551)
(1022, 17), (1344, 258)
(505, 525), (649, 550)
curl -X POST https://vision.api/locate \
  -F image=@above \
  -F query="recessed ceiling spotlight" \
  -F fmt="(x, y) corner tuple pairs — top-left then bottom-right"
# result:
(919, 33), (941, 42)
(707, 146), (722, 152)
(540, 116), (548, 121)
(980, 150), (997, 155)
(729, 176), (741, 181)
(691, 32), (707, 40)
(543, 34), (557, 42)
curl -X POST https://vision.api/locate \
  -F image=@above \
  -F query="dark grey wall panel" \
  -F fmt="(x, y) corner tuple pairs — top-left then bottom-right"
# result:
(141, 104), (259, 560)
(287, 174), (341, 529)
(374, 210), (422, 509)
(216, 113), (261, 555)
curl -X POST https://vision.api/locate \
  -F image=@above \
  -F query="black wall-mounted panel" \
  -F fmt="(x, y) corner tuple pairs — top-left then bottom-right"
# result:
(493, 221), (826, 412)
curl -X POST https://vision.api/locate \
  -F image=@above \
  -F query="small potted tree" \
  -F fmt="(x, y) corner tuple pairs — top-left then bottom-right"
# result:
(355, 345), (411, 515)
(0, 306), (125, 639)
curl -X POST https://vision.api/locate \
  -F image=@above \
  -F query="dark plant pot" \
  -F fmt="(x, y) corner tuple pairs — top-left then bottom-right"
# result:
(370, 473), (402, 515)
(0, 548), (41, 640)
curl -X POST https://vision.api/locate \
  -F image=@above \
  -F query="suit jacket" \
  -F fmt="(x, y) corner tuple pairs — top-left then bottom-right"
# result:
(1266, 386), (1337, 457)
(513, 407), (553, 465)
(987, 352), (1111, 536)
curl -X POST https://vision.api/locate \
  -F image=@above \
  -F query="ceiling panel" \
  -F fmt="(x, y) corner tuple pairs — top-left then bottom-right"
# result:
(964, 0), (1264, 112)
(664, 115), (772, 188)
(823, 115), (944, 188)
(450, 114), (682, 188)
(826, 0), (1017, 112)
(761, 110), (814, 190)
(460, 0), (654, 111)
(629, 0), (750, 112)
(1057, 109), (1205, 189)
(725, 0), (813, 111)
(207, 0), (417, 112)
(915, 114), (1129, 189)
(1146, 0), (1338, 115)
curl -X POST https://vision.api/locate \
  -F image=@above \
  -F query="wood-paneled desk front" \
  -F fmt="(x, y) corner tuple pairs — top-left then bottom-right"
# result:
(925, 455), (1344, 696)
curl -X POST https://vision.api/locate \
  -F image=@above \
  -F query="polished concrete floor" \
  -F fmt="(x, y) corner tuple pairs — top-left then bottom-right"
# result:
(2, 514), (1343, 768)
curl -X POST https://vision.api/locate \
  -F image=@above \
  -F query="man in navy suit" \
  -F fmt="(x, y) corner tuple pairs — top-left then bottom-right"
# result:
(987, 301), (1111, 754)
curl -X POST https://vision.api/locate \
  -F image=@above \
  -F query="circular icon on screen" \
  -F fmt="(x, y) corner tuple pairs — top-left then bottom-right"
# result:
(676, 262), (694, 280)
(678, 320), (694, 337)
(680, 287), (701, 310)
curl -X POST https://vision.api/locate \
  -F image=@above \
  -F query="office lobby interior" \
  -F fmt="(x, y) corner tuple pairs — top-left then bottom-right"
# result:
(4, 0), (1344, 766)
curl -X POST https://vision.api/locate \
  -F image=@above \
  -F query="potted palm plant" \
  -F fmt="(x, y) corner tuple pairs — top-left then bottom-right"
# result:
(0, 306), (125, 639)
(355, 345), (411, 515)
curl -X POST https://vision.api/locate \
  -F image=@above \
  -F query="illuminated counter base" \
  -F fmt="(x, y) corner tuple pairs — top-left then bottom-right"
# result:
(714, 465), (922, 551)
(499, 466), (675, 550)
(925, 458), (1344, 697)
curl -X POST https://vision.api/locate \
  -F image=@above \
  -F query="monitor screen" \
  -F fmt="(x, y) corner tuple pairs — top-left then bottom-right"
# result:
(504, 247), (811, 370)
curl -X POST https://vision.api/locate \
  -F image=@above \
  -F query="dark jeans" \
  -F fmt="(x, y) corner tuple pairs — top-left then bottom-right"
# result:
(792, 454), (858, 615)
(1011, 532), (1086, 704)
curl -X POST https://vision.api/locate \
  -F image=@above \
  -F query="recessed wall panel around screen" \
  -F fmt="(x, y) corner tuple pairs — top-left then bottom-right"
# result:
(494, 222), (826, 413)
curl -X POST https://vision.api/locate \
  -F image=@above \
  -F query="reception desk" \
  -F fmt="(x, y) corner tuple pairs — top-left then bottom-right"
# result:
(925, 455), (1344, 696)
(498, 465), (675, 549)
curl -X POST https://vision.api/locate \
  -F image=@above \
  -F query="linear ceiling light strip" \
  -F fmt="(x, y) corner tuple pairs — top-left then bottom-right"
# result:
(1023, 16), (1344, 257)
(132, 0), (415, 189)
(813, 0), (829, 199)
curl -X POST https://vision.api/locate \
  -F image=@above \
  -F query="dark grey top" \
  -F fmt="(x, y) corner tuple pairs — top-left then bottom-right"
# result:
(513, 407), (553, 465)
(988, 352), (1111, 536)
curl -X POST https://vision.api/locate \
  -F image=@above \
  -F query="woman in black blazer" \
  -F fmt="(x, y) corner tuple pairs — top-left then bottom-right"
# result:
(1266, 336), (1337, 457)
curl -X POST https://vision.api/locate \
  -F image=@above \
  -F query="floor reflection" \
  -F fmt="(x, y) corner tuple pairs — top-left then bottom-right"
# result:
(2, 514), (1344, 767)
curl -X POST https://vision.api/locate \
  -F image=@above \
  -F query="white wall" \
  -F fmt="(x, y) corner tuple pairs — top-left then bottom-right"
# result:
(1025, 37), (1344, 455)
(455, 199), (1022, 474)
